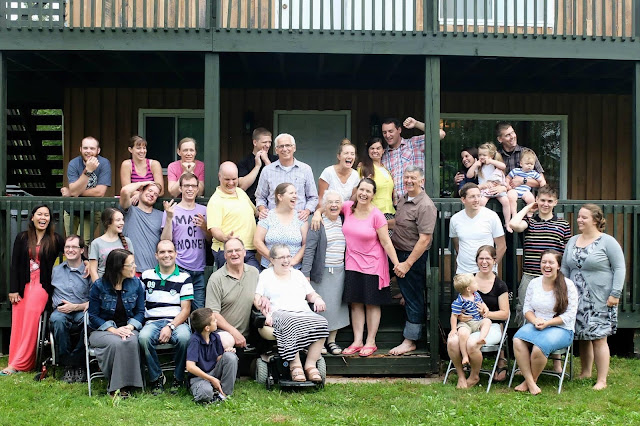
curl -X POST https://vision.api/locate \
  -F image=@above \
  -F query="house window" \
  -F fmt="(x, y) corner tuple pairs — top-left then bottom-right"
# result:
(138, 110), (204, 170)
(439, 0), (555, 27)
(440, 114), (568, 199)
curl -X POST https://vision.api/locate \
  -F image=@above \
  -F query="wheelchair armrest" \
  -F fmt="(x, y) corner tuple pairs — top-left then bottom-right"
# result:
(251, 307), (266, 329)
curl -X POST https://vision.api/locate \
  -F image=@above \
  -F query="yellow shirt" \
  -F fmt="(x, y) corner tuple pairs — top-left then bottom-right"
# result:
(206, 187), (258, 251)
(358, 165), (395, 214)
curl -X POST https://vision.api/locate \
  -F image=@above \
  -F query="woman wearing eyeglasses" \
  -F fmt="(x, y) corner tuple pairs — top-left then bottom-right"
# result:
(255, 244), (328, 383)
(88, 249), (145, 398)
(254, 182), (308, 270)
(2, 204), (65, 376)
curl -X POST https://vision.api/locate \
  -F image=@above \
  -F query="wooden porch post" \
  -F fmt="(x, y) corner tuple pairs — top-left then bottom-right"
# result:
(634, 62), (640, 200)
(204, 52), (221, 194)
(424, 56), (440, 197)
(424, 55), (440, 373)
(0, 53), (6, 196)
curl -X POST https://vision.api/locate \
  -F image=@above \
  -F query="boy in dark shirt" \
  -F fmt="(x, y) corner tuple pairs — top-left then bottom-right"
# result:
(186, 308), (238, 403)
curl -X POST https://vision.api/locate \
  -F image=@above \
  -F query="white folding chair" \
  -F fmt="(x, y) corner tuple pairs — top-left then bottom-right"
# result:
(509, 342), (573, 394)
(443, 312), (511, 393)
(84, 311), (105, 396)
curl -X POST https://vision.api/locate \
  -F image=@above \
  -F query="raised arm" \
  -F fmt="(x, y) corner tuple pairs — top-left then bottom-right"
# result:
(509, 202), (534, 233)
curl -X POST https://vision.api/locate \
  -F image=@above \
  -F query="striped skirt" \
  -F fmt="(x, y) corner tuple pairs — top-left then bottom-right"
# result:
(272, 310), (329, 362)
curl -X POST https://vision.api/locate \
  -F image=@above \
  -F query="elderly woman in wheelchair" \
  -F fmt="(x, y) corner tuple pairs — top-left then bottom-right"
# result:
(253, 244), (329, 384)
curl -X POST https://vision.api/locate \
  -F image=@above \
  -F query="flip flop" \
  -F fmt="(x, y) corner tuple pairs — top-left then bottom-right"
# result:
(359, 346), (378, 357)
(0, 368), (18, 376)
(342, 345), (364, 355)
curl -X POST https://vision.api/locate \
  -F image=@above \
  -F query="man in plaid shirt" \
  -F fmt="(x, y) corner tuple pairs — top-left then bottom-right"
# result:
(381, 117), (446, 205)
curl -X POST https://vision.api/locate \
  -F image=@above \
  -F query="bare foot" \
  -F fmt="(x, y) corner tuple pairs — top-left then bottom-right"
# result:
(528, 383), (542, 395)
(456, 377), (468, 389)
(514, 381), (529, 392)
(578, 373), (592, 380)
(466, 374), (480, 388)
(461, 356), (470, 366)
(593, 381), (607, 390)
(388, 340), (416, 356)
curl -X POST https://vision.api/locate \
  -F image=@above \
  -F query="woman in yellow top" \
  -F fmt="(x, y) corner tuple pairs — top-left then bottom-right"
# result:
(357, 137), (395, 217)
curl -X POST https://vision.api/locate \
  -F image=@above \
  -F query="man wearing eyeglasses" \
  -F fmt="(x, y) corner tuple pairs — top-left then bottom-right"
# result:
(49, 235), (91, 383)
(161, 172), (211, 311)
(254, 133), (318, 221)
(207, 161), (259, 270)
(205, 237), (259, 351)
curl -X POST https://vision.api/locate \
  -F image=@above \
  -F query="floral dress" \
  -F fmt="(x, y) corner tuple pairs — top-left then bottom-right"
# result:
(572, 237), (618, 340)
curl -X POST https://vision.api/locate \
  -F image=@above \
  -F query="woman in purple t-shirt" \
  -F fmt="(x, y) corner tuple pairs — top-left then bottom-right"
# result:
(341, 178), (400, 357)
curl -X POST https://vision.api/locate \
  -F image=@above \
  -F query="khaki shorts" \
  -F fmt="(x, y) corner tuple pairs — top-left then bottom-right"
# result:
(457, 319), (484, 334)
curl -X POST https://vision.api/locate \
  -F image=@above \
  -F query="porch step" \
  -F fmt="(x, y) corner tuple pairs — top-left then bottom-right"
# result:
(324, 346), (431, 376)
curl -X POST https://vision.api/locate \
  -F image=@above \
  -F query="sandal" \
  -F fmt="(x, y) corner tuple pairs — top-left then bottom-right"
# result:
(0, 368), (18, 376)
(325, 342), (343, 355)
(289, 365), (306, 382)
(493, 367), (507, 382)
(342, 345), (363, 355)
(304, 366), (322, 383)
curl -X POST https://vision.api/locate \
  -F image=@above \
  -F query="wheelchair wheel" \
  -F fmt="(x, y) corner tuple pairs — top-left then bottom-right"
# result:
(316, 357), (327, 386)
(255, 358), (269, 385)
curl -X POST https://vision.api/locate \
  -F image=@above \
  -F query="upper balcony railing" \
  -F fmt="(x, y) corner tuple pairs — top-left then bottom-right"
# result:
(0, 0), (636, 40)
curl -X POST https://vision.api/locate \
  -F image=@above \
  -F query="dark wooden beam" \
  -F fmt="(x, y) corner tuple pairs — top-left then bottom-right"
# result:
(0, 53), (6, 196)
(634, 62), (640, 199)
(157, 52), (187, 85)
(384, 55), (403, 82)
(316, 54), (325, 81)
(204, 53), (220, 194)
(278, 53), (286, 83)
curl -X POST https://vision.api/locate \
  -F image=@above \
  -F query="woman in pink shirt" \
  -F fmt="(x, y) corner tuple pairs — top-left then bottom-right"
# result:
(167, 137), (205, 197)
(341, 178), (400, 357)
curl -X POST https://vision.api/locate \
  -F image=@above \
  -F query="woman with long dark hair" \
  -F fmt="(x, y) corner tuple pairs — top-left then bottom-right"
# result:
(2, 205), (64, 375)
(513, 250), (578, 395)
(358, 137), (395, 218)
(453, 147), (479, 196)
(88, 249), (145, 397)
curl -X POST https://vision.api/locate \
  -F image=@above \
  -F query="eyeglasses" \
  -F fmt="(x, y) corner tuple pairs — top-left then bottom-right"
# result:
(64, 245), (82, 250)
(274, 255), (292, 260)
(181, 184), (198, 189)
(124, 262), (136, 268)
(276, 144), (294, 150)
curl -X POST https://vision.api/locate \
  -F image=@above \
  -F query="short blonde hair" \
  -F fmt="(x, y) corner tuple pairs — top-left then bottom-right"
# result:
(453, 273), (475, 294)
(520, 149), (537, 164)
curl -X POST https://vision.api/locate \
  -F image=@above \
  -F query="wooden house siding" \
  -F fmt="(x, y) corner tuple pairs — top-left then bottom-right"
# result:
(64, 87), (632, 200)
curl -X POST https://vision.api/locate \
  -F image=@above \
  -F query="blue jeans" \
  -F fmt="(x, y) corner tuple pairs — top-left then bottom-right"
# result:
(212, 249), (260, 271)
(396, 250), (429, 341)
(49, 309), (86, 367)
(138, 319), (191, 382)
(178, 267), (205, 310)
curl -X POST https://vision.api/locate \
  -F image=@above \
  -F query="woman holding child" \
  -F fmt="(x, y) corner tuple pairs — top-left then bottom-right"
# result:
(513, 250), (578, 395)
(446, 245), (509, 388)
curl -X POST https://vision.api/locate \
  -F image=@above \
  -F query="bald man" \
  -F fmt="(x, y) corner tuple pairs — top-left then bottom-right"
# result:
(206, 162), (260, 269)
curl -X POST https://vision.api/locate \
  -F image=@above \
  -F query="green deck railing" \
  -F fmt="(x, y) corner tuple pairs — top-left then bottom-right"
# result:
(0, 196), (638, 370)
(0, 0), (636, 40)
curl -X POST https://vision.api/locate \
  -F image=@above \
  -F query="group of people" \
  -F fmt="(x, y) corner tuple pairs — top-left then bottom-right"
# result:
(2, 118), (626, 400)
(447, 181), (625, 394)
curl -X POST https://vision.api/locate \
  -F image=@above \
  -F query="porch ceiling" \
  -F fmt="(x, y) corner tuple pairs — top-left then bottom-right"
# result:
(5, 51), (634, 105)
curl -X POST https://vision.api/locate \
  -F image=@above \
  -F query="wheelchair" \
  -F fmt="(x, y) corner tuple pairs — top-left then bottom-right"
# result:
(251, 309), (326, 390)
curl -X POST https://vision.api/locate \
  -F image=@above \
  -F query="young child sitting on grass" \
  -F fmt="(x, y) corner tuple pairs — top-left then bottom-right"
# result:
(449, 273), (492, 366)
(186, 308), (238, 404)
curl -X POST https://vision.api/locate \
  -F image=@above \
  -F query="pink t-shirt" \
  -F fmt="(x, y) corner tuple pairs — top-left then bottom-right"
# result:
(341, 201), (390, 290)
(167, 160), (205, 182)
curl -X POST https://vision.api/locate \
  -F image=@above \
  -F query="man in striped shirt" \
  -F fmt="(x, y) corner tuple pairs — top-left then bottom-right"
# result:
(509, 186), (571, 326)
(139, 240), (194, 395)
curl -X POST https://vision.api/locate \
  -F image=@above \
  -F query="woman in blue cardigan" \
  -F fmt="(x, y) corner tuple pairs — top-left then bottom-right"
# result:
(88, 249), (145, 398)
(561, 204), (626, 390)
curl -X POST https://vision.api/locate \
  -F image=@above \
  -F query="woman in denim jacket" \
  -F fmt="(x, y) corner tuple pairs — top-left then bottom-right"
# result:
(88, 249), (145, 398)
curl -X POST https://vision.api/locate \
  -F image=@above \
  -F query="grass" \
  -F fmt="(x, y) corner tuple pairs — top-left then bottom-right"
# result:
(1, 356), (640, 425)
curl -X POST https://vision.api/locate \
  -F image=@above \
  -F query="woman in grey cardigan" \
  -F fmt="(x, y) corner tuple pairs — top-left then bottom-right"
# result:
(302, 190), (350, 355)
(561, 204), (626, 390)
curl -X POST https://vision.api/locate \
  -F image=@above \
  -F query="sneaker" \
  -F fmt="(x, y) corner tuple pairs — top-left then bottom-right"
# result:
(170, 378), (182, 394)
(62, 367), (75, 384)
(211, 391), (227, 404)
(151, 375), (166, 396)
(74, 367), (87, 383)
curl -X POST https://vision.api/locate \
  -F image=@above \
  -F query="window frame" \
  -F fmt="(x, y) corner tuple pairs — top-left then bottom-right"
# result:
(438, 0), (556, 28)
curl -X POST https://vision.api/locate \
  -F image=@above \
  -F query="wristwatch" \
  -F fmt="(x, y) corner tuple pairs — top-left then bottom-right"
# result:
(168, 323), (176, 330)
(523, 177), (528, 184)
(84, 169), (92, 177)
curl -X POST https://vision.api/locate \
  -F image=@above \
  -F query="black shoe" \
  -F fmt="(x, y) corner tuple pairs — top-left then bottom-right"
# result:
(151, 375), (166, 396)
(170, 378), (182, 394)
(61, 367), (75, 384)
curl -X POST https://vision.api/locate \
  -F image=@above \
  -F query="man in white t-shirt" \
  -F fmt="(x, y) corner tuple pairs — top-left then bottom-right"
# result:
(449, 183), (506, 274)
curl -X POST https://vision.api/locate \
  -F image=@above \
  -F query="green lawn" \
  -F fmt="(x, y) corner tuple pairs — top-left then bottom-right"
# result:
(1, 356), (640, 425)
